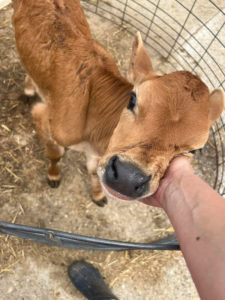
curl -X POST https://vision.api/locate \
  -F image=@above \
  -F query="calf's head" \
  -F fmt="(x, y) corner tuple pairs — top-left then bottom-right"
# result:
(98, 32), (225, 201)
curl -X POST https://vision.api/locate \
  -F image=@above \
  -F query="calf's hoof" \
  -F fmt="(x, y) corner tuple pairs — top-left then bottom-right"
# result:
(92, 196), (108, 207)
(47, 178), (61, 188)
(19, 94), (36, 104)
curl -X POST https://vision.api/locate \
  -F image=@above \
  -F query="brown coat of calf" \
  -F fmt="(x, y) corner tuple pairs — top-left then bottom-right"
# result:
(12, 0), (225, 206)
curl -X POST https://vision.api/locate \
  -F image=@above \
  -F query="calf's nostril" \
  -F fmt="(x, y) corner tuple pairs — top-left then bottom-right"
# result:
(135, 185), (145, 195)
(110, 156), (118, 179)
(134, 175), (151, 196)
(106, 155), (119, 181)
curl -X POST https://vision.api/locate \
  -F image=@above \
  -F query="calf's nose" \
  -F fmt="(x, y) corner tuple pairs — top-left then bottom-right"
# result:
(103, 155), (151, 198)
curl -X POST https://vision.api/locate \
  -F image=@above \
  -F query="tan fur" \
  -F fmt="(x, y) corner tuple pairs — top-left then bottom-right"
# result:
(12, 0), (225, 204)
(24, 75), (36, 96)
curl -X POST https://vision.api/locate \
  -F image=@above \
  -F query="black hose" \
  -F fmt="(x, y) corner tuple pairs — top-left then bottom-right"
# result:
(0, 222), (180, 251)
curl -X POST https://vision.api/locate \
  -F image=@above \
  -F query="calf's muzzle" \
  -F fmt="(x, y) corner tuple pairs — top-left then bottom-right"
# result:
(103, 155), (151, 198)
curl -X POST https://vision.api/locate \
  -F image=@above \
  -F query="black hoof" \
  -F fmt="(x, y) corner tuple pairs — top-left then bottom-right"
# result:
(47, 178), (60, 188)
(68, 261), (118, 300)
(93, 196), (108, 207)
(19, 94), (36, 104)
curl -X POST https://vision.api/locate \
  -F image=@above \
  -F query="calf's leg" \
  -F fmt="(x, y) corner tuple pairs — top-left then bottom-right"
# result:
(86, 154), (107, 207)
(32, 103), (65, 187)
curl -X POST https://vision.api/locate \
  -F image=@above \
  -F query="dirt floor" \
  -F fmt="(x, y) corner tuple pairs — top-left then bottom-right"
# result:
(0, 2), (224, 299)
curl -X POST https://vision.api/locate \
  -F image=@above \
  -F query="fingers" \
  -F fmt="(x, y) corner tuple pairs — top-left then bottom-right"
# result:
(139, 156), (193, 208)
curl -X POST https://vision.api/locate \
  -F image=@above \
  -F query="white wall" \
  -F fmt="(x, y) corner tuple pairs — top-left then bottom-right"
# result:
(0, 0), (11, 10)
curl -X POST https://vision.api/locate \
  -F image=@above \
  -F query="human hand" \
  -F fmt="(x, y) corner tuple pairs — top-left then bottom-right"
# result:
(139, 156), (193, 208)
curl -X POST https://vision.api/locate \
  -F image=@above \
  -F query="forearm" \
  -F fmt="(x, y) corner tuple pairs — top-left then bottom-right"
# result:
(163, 173), (225, 300)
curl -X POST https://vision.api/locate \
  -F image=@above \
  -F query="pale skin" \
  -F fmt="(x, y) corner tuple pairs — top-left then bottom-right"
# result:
(140, 157), (225, 300)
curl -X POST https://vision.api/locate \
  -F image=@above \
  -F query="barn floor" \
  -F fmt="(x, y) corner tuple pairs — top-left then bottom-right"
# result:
(0, 2), (223, 299)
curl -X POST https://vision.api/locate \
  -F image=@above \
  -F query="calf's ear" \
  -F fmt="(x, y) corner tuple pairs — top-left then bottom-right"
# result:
(127, 32), (154, 84)
(209, 89), (225, 124)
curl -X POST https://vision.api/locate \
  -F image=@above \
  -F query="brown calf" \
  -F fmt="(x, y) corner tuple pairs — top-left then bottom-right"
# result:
(12, 0), (225, 206)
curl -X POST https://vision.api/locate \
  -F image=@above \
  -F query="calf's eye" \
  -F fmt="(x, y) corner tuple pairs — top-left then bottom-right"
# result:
(189, 148), (203, 155)
(190, 150), (196, 154)
(127, 91), (136, 111)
